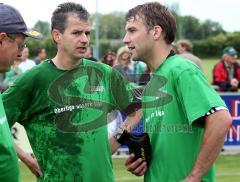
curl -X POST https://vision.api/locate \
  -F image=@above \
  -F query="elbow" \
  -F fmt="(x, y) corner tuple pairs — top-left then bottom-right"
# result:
(222, 112), (232, 132)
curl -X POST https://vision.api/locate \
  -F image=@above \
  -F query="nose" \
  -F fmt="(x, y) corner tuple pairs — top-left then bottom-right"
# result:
(123, 33), (129, 45)
(80, 33), (89, 44)
(17, 50), (23, 58)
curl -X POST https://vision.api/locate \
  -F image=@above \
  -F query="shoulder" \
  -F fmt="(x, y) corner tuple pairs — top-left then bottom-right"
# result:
(82, 58), (113, 74)
(213, 60), (224, 70)
(13, 60), (50, 84)
(168, 54), (200, 72)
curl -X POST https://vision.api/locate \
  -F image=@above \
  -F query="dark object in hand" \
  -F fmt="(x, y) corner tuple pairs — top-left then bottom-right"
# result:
(117, 130), (151, 167)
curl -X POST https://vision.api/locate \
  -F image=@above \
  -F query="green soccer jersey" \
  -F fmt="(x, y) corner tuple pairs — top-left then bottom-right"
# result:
(2, 59), (133, 182)
(142, 55), (226, 182)
(0, 94), (19, 182)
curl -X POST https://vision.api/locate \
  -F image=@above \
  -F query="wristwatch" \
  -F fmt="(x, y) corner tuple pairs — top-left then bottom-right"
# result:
(113, 132), (123, 143)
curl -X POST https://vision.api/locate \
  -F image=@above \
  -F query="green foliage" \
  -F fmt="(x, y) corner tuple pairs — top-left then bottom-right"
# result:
(26, 33), (56, 59)
(193, 32), (240, 58)
(91, 12), (125, 40)
(25, 8), (237, 60)
(42, 34), (57, 58)
(33, 21), (50, 37)
(170, 4), (225, 41)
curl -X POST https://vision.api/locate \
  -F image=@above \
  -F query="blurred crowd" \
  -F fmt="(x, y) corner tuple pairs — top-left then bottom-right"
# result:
(0, 40), (239, 92)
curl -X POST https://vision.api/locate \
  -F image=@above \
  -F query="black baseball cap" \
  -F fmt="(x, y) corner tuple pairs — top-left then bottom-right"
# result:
(0, 3), (42, 39)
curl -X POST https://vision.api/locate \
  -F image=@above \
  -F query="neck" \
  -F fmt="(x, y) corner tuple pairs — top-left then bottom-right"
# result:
(35, 56), (41, 61)
(52, 52), (81, 70)
(13, 61), (21, 68)
(147, 43), (173, 72)
(223, 60), (233, 67)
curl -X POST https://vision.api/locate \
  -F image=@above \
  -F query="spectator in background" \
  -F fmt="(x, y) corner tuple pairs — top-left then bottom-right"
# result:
(138, 66), (151, 85)
(213, 46), (240, 92)
(171, 42), (177, 53)
(3, 55), (23, 88)
(102, 49), (116, 67)
(34, 47), (47, 65)
(114, 46), (147, 83)
(132, 61), (146, 84)
(85, 46), (98, 61)
(18, 47), (36, 72)
(177, 39), (203, 71)
(113, 46), (134, 82)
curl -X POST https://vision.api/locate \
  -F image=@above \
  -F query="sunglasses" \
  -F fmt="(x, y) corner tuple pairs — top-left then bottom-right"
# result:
(7, 34), (26, 52)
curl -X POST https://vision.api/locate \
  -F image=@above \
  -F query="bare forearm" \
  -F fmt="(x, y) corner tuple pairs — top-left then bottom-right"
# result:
(14, 142), (27, 161)
(188, 110), (232, 180)
(110, 110), (142, 153)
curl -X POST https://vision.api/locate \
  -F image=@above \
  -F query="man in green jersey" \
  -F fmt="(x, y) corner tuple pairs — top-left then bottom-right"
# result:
(2, 2), (141, 182)
(0, 3), (41, 182)
(123, 2), (232, 181)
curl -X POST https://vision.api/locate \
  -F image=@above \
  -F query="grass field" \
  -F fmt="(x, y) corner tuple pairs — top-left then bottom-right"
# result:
(202, 59), (218, 83)
(20, 154), (240, 182)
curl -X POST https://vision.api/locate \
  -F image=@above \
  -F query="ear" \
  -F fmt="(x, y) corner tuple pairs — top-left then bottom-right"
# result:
(0, 32), (8, 47)
(152, 26), (162, 40)
(51, 29), (61, 44)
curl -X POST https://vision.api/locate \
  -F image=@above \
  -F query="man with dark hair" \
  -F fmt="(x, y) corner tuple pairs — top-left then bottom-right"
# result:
(0, 3), (40, 182)
(102, 49), (116, 67)
(2, 2), (141, 181)
(123, 2), (232, 181)
(34, 47), (47, 65)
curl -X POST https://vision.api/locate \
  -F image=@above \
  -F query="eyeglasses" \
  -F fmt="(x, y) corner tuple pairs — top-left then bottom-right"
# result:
(6, 34), (26, 52)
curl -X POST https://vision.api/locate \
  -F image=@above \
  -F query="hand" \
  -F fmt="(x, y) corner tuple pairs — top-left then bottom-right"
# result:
(230, 78), (239, 87)
(21, 153), (43, 178)
(116, 130), (152, 167)
(125, 154), (147, 176)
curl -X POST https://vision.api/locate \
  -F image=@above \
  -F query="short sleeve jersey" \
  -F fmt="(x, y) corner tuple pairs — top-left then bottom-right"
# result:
(0, 94), (19, 182)
(142, 55), (226, 182)
(2, 59), (133, 182)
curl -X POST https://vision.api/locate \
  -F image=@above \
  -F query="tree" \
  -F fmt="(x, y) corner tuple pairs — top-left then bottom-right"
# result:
(33, 21), (50, 36)
(91, 12), (125, 40)
(180, 15), (202, 40)
(200, 20), (225, 39)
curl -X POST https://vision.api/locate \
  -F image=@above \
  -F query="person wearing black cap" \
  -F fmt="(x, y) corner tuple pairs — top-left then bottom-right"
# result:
(213, 46), (240, 91)
(0, 3), (41, 182)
